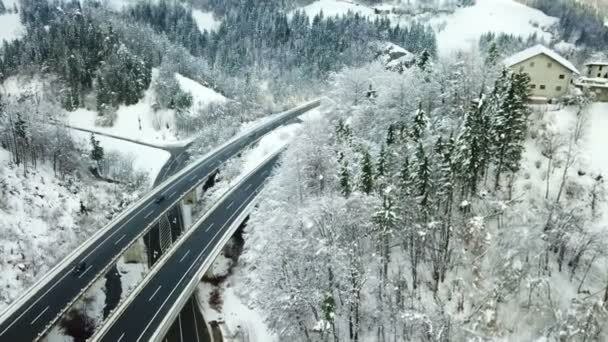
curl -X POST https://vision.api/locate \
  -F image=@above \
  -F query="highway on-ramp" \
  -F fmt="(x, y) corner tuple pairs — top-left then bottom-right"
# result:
(0, 100), (319, 342)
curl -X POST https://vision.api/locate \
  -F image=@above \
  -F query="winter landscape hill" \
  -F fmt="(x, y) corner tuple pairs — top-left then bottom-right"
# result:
(1, 0), (608, 341)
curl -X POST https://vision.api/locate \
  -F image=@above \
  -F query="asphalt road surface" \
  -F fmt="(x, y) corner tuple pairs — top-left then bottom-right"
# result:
(0, 100), (319, 342)
(97, 153), (280, 342)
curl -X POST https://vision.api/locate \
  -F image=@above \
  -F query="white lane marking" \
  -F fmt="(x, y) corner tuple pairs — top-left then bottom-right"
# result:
(262, 170), (269, 176)
(178, 314), (184, 342)
(82, 200), (153, 261)
(169, 191), (177, 199)
(189, 174), (197, 181)
(77, 265), (93, 279)
(204, 223), (215, 232)
(117, 333), (126, 342)
(114, 234), (127, 246)
(29, 306), (49, 325)
(149, 285), (163, 302)
(136, 182), (265, 342)
(0, 269), (71, 336)
(179, 250), (191, 263)
(192, 301), (201, 342)
(226, 201), (234, 210)
(144, 210), (155, 219)
(245, 184), (252, 191)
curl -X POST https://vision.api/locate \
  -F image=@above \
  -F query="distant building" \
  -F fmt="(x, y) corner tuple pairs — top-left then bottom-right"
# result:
(585, 62), (608, 79)
(504, 45), (579, 101)
(574, 61), (608, 101)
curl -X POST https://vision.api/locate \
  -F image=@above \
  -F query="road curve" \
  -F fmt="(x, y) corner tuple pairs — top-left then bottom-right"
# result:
(0, 100), (320, 342)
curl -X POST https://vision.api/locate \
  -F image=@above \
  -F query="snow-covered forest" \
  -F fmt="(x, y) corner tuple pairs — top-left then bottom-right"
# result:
(1, 0), (608, 341)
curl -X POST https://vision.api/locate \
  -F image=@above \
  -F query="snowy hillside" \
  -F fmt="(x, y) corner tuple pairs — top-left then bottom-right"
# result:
(296, 0), (557, 56)
(431, 0), (557, 56)
(66, 71), (227, 148)
(0, 148), (136, 311)
(174, 73), (227, 114)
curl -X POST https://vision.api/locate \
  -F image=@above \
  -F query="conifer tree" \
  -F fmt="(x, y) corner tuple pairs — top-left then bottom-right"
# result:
(411, 103), (428, 142)
(339, 155), (352, 197)
(360, 148), (374, 195)
(414, 143), (432, 208)
(90, 134), (104, 170)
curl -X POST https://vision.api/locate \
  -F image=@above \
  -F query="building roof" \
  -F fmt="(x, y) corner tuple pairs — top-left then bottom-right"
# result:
(585, 61), (608, 66)
(504, 44), (580, 74)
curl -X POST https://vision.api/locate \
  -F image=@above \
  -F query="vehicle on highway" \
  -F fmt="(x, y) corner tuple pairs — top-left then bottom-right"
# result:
(72, 262), (87, 276)
(155, 195), (166, 204)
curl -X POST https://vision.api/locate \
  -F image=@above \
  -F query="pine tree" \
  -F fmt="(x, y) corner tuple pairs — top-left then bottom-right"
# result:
(339, 154), (352, 197)
(485, 41), (499, 66)
(90, 134), (104, 170)
(491, 71), (530, 189)
(0, 0), (6, 15)
(399, 156), (412, 196)
(417, 49), (431, 71)
(377, 144), (388, 180)
(360, 148), (374, 195)
(455, 97), (488, 196)
(414, 143), (432, 208)
(411, 103), (428, 142)
(386, 124), (396, 146)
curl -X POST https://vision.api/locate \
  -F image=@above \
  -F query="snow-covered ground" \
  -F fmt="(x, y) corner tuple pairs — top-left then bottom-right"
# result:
(198, 284), (276, 342)
(67, 70), (226, 148)
(0, 0), (24, 43)
(0, 148), (133, 311)
(70, 130), (170, 186)
(430, 0), (557, 56)
(175, 73), (227, 115)
(295, 0), (376, 18)
(192, 9), (222, 32)
(295, 0), (557, 56)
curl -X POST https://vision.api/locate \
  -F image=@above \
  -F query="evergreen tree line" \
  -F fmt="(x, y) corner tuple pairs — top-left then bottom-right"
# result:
(1, 0), (152, 112)
(335, 68), (530, 292)
(530, 0), (608, 49)
(125, 0), (437, 76)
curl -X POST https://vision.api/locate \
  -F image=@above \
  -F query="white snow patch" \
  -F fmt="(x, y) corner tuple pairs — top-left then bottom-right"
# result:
(70, 129), (170, 185)
(197, 284), (277, 342)
(295, 0), (376, 18)
(67, 70), (184, 146)
(174, 73), (227, 114)
(431, 0), (557, 56)
(192, 9), (221, 32)
(0, 2), (24, 43)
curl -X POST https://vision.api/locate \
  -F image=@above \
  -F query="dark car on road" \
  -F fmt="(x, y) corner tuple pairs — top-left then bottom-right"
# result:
(72, 261), (87, 276)
(155, 195), (166, 204)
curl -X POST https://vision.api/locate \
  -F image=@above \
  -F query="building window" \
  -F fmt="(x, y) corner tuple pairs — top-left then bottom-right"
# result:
(530, 61), (535, 67)
(556, 86), (562, 91)
(530, 84), (537, 89)
(540, 85), (546, 90)
(604, 73), (608, 79)
(598, 73), (602, 77)
(559, 74), (565, 79)
(600, 66), (604, 71)
(547, 62), (553, 68)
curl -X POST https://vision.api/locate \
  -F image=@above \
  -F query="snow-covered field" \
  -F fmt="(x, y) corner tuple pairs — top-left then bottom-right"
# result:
(296, 0), (558, 56)
(67, 70), (226, 148)
(175, 73), (227, 114)
(0, 0), (24, 43)
(431, 0), (557, 56)
(192, 9), (222, 32)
